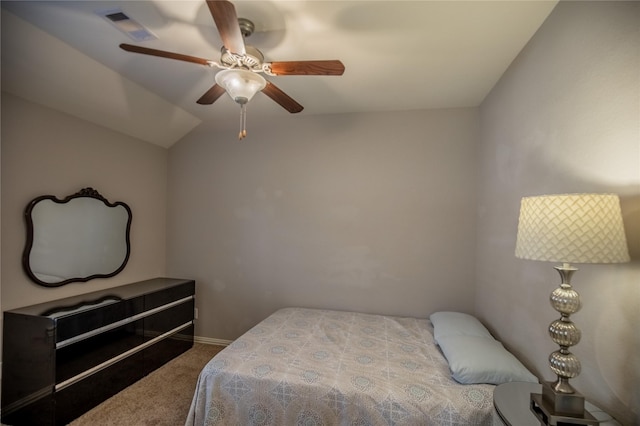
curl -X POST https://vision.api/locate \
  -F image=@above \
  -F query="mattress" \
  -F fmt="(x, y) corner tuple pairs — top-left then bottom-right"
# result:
(186, 307), (495, 425)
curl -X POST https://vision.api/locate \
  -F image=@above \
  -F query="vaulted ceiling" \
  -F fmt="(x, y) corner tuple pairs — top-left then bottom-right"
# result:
(1, 1), (557, 147)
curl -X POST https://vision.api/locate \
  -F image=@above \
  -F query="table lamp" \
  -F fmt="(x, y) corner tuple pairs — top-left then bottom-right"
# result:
(515, 193), (629, 425)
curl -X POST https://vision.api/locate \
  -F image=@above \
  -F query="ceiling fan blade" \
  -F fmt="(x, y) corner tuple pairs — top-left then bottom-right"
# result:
(269, 60), (345, 76)
(262, 81), (303, 113)
(120, 43), (211, 66)
(197, 84), (227, 105)
(206, 0), (246, 55)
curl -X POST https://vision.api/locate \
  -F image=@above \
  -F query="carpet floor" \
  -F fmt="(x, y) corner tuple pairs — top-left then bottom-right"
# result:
(69, 343), (224, 426)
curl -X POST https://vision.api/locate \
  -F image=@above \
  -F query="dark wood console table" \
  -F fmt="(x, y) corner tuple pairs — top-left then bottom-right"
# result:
(1, 277), (195, 425)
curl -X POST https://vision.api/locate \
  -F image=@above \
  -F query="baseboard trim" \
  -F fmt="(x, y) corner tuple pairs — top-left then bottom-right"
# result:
(194, 336), (232, 346)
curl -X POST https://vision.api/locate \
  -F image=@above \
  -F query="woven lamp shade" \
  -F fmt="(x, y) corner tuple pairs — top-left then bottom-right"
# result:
(515, 194), (629, 264)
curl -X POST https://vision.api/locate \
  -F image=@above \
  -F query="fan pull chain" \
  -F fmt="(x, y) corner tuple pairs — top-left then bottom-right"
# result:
(238, 104), (248, 140)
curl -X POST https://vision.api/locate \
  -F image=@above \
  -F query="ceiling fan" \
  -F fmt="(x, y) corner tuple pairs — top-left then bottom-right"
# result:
(119, 0), (345, 139)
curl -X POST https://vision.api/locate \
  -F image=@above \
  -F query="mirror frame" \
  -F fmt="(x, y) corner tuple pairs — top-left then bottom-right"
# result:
(22, 187), (132, 287)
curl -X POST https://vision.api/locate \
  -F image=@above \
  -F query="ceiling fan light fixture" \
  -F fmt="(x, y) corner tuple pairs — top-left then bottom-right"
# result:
(215, 69), (267, 140)
(215, 69), (266, 105)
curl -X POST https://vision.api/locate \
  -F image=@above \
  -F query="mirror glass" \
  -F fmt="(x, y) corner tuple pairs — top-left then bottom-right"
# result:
(23, 188), (132, 287)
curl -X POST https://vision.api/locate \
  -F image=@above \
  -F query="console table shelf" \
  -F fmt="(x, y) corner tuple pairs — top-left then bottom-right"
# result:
(1, 277), (195, 426)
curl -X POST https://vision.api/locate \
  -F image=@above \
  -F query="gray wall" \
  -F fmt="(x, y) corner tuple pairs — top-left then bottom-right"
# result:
(476, 2), (639, 424)
(0, 92), (168, 323)
(167, 108), (479, 340)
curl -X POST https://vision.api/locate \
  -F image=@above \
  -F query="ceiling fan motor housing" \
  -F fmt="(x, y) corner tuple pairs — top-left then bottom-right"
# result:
(220, 45), (264, 70)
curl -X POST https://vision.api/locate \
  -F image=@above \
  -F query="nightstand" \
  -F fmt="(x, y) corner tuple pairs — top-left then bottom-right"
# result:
(493, 382), (620, 426)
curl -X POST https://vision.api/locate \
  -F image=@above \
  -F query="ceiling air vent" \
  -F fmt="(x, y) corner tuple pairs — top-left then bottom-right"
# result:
(97, 9), (157, 42)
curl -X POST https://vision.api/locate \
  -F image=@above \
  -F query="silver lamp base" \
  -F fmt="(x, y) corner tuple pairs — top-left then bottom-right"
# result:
(530, 381), (598, 426)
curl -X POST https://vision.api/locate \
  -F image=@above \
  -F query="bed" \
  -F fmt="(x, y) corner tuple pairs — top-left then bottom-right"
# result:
(186, 308), (537, 426)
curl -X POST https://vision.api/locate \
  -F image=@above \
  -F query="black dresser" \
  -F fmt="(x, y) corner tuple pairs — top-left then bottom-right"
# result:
(1, 277), (195, 426)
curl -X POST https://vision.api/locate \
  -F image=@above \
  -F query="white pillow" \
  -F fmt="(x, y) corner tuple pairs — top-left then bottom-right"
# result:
(430, 311), (494, 344)
(437, 335), (538, 385)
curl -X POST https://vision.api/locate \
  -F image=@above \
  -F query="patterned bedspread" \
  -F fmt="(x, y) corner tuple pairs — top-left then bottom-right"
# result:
(186, 308), (494, 425)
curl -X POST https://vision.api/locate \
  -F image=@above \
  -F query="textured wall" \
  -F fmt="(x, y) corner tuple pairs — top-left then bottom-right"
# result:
(476, 2), (639, 424)
(168, 108), (479, 340)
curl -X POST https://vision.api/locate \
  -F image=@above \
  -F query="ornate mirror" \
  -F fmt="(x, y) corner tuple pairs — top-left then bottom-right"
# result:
(23, 188), (132, 287)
